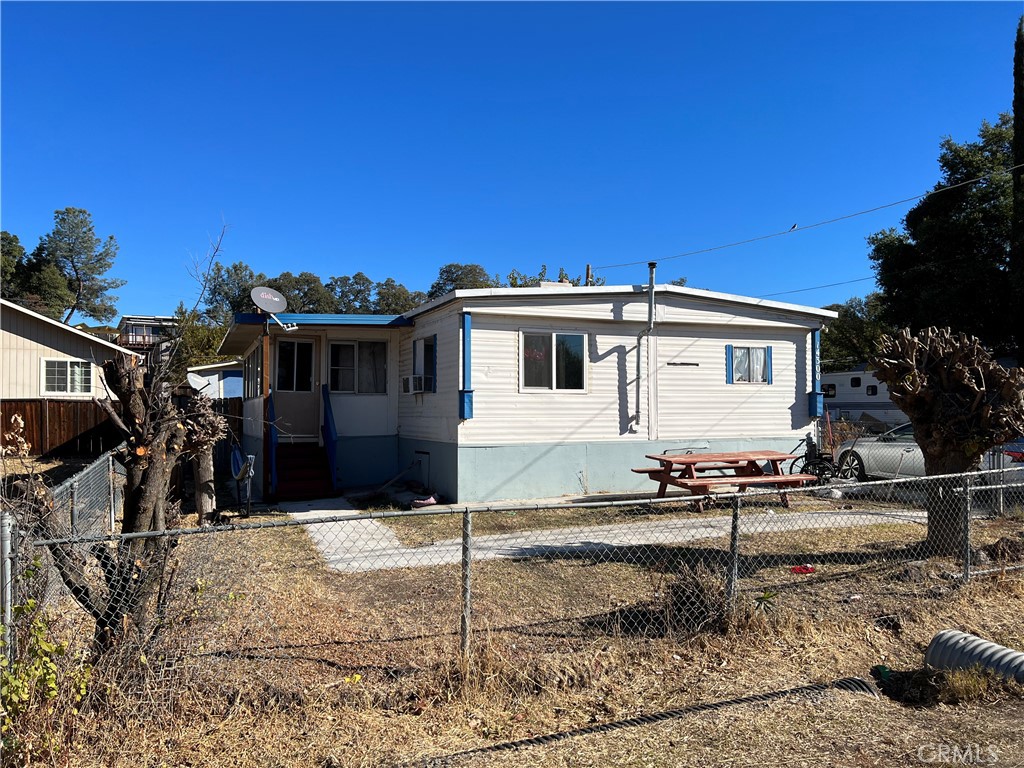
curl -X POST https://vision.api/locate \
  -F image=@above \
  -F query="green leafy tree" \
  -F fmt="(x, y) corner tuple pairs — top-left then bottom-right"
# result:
(170, 302), (229, 376)
(34, 207), (126, 324)
(373, 277), (426, 314)
(869, 114), (1013, 354)
(204, 261), (268, 325)
(670, 276), (688, 287)
(2, 230), (77, 319)
(266, 271), (338, 314)
(820, 293), (892, 372)
(1, 231), (25, 295)
(1013, 16), (1024, 361)
(328, 272), (375, 313)
(427, 263), (502, 299)
(506, 265), (600, 287)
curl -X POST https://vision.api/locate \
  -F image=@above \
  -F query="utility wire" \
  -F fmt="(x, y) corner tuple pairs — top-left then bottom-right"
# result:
(756, 242), (1007, 299)
(592, 163), (1024, 272)
(757, 276), (877, 298)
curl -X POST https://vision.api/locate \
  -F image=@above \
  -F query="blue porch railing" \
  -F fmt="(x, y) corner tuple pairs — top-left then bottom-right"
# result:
(321, 385), (340, 493)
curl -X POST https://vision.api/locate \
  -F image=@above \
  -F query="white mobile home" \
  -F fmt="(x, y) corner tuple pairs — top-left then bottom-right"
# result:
(218, 282), (836, 503)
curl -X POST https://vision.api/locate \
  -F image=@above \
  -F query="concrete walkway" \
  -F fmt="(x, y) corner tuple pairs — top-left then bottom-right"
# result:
(279, 496), (927, 573)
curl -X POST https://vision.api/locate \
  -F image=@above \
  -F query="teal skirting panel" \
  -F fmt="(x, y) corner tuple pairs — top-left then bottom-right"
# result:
(455, 436), (799, 504)
(334, 435), (400, 490)
(396, 437), (460, 504)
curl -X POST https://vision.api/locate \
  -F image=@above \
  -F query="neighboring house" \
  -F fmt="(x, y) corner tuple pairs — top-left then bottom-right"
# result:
(219, 280), (836, 503)
(117, 314), (177, 368)
(1, 298), (139, 455)
(821, 366), (904, 430)
(187, 360), (243, 399)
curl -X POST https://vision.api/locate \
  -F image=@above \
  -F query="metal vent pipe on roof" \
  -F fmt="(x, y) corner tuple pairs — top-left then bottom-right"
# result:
(634, 262), (657, 431)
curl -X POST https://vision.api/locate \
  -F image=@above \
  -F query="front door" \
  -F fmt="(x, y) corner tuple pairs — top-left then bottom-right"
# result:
(274, 338), (319, 441)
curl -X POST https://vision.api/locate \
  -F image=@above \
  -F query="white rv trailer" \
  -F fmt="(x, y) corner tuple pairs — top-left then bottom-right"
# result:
(821, 368), (904, 430)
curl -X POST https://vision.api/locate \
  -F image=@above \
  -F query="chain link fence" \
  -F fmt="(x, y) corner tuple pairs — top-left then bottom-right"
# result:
(48, 446), (126, 537)
(2, 451), (1023, 763)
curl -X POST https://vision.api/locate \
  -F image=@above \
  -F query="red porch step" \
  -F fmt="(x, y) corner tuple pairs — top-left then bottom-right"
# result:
(274, 442), (334, 501)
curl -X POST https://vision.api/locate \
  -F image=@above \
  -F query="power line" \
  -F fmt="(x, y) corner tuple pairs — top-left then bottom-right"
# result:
(592, 163), (1024, 273)
(757, 276), (877, 298)
(756, 246), (1005, 300)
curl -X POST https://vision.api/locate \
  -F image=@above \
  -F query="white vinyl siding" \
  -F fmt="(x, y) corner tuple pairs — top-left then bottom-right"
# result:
(657, 328), (806, 438)
(403, 291), (820, 446)
(398, 313), (461, 442)
(458, 315), (645, 445)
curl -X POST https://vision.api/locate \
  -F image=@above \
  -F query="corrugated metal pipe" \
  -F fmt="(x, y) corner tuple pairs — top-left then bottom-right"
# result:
(634, 261), (657, 431)
(925, 629), (1024, 683)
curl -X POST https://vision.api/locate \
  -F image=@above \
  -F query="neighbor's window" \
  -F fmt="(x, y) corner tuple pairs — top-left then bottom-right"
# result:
(43, 360), (92, 395)
(726, 345), (772, 384)
(522, 331), (586, 391)
(329, 341), (387, 394)
(276, 340), (314, 392)
(850, 376), (862, 388)
(823, 383), (837, 398)
(866, 385), (878, 396)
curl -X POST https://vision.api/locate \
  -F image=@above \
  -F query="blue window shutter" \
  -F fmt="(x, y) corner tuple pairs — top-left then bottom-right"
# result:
(765, 346), (773, 385)
(431, 334), (437, 392)
(725, 345), (734, 384)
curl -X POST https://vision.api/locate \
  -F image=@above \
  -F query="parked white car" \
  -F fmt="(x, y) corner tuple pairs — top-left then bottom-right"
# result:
(836, 423), (1024, 480)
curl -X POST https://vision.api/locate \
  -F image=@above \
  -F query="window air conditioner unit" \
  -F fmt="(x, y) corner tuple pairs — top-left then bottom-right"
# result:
(402, 375), (434, 394)
(402, 375), (425, 394)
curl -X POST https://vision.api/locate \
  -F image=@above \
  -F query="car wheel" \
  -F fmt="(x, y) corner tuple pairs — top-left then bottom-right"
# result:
(837, 451), (866, 481)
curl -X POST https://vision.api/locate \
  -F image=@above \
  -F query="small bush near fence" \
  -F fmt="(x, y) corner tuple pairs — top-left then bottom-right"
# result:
(2, 457), (1024, 766)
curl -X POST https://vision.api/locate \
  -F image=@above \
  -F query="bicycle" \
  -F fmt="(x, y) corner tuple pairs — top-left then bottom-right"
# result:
(787, 432), (838, 484)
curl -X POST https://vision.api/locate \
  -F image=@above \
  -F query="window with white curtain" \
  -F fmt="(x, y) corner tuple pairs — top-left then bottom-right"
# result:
(726, 345), (772, 384)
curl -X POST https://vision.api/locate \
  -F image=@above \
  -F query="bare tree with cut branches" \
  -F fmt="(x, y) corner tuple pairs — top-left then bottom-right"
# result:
(870, 327), (1024, 554)
(10, 228), (231, 655)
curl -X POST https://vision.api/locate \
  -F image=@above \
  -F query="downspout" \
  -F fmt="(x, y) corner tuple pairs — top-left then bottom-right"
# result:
(634, 262), (657, 431)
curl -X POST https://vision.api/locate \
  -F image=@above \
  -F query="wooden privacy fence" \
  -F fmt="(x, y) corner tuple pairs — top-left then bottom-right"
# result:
(1, 397), (243, 464)
(0, 399), (123, 457)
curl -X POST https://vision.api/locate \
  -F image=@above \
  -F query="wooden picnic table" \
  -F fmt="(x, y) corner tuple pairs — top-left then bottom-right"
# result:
(633, 449), (817, 511)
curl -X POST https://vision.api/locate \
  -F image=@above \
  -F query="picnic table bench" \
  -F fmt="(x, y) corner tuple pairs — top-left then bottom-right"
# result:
(633, 449), (818, 512)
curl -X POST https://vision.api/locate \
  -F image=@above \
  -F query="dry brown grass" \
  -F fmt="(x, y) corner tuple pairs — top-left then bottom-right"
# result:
(380, 491), (929, 548)
(24, 510), (1024, 768)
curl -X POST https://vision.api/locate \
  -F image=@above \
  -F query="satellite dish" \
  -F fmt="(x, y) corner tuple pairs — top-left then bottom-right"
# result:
(186, 372), (210, 392)
(251, 286), (288, 313)
(250, 285), (298, 332)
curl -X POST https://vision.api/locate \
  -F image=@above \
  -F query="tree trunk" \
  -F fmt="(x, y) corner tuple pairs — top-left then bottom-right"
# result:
(193, 445), (216, 525)
(923, 451), (977, 557)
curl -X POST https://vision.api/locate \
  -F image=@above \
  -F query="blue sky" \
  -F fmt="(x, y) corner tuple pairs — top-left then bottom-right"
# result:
(2, 2), (1019, 318)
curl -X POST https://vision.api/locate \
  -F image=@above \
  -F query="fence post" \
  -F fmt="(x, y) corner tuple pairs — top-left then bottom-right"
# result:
(996, 450), (1006, 518)
(108, 453), (116, 532)
(460, 508), (473, 660)
(962, 476), (972, 584)
(1, 507), (14, 663)
(71, 479), (80, 535)
(726, 495), (741, 608)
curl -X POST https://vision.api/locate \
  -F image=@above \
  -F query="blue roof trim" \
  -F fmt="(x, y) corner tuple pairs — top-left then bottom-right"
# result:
(232, 312), (413, 327)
